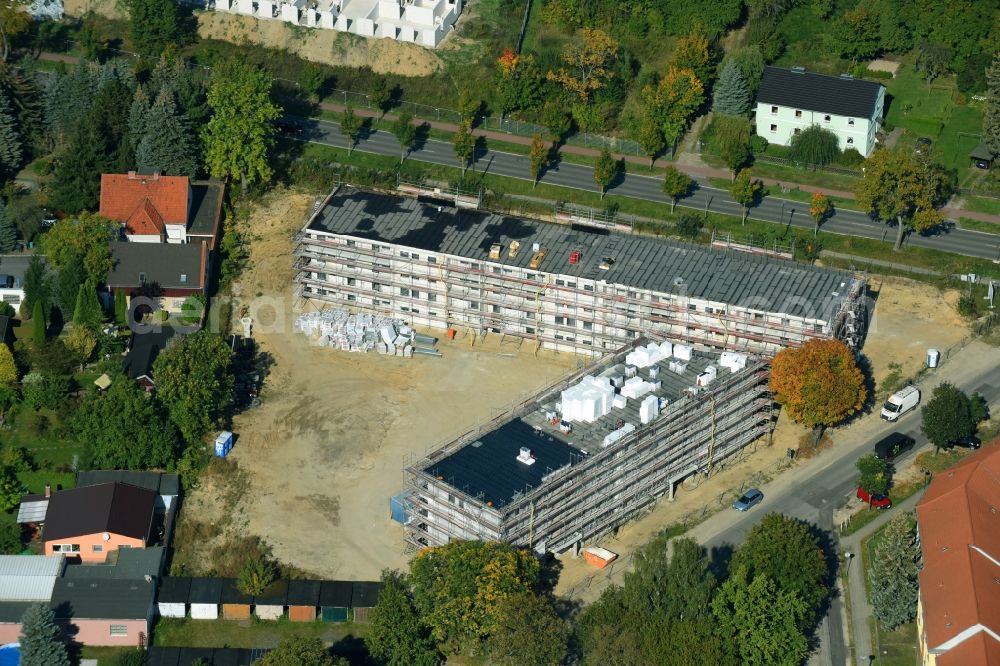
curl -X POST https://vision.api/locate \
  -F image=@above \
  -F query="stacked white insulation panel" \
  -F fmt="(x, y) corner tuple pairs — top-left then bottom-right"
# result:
(294, 310), (422, 358)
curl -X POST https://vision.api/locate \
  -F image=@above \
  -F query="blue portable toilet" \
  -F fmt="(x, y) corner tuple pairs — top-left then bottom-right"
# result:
(214, 431), (234, 457)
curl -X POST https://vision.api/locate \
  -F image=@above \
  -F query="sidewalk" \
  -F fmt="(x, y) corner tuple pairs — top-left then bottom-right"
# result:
(840, 488), (927, 665)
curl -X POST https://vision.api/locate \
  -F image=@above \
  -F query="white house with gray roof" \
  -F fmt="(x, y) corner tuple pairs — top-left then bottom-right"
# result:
(755, 66), (885, 157)
(294, 185), (868, 356)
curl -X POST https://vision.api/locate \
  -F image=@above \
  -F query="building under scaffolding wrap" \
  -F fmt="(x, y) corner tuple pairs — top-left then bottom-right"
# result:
(402, 337), (773, 552)
(293, 184), (869, 356)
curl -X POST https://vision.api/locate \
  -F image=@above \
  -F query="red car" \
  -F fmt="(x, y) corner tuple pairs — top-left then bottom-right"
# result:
(857, 486), (892, 509)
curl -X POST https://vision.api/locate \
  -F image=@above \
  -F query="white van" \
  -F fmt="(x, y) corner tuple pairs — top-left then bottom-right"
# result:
(880, 386), (920, 421)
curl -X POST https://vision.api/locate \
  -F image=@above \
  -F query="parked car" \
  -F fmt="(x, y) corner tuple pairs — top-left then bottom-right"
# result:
(945, 434), (981, 450)
(857, 486), (892, 509)
(975, 159), (991, 170)
(732, 488), (764, 511)
(874, 432), (916, 461)
(881, 385), (920, 421)
(915, 137), (932, 154)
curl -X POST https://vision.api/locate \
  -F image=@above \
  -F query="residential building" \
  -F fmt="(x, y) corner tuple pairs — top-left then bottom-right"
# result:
(199, 0), (463, 48)
(916, 443), (1000, 666)
(120, 326), (180, 392)
(50, 577), (156, 647)
(77, 471), (181, 510)
(755, 66), (885, 157)
(294, 186), (867, 357)
(106, 241), (209, 313)
(0, 255), (38, 312)
(99, 172), (224, 248)
(40, 483), (158, 563)
(0, 555), (66, 643)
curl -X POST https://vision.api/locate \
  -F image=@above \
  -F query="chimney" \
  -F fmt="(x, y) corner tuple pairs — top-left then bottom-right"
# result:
(44, 484), (51, 498)
(127, 171), (137, 179)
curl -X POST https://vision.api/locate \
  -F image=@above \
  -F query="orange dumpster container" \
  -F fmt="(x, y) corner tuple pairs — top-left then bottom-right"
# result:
(582, 547), (618, 569)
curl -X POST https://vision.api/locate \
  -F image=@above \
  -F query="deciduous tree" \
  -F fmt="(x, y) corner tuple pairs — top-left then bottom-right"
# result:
(622, 535), (715, 619)
(123, 0), (180, 57)
(643, 67), (704, 152)
(370, 76), (392, 120)
(593, 147), (617, 199)
(711, 567), (810, 666)
(638, 114), (665, 167)
(830, 5), (881, 64)
(257, 636), (343, 666)
(19, 603), (70, 666)
(670, 28), (714, 89)
(152, 329), (234, 443)
(488, 592), (569, 666)
(65, 325), (97, 371)
(0, 518), (20, 554)
(339, 106), (363, 156)
(790, 125), (840, 168)
(983, 53), (1000, 157)
(528, 133), (548, 187)
(869, 514), (920, 629)
(727, 46), (766, 97)
(729, 168), (762, 224)
(390, 111), (417, 164)
(458, 88), (480, 125)
(770, 339), (867, 428)
(202, 59), (281, 196)
(75, 378), (180, 469)
(541, 99), (572, 144)
(0, 0), (30, 62)
(451, 121), (475, 176)
(548, 28), (619, 102)
(921, 382), (980, 452)
(713, 59), (751, 116)
(662, 166), (693, 212)
(0, 344), (15, 385)
(712, 114), (752, 176)
(855, 147), (950, 250)
(856, 453), (890, 498)
(809, 191), (831, 236)
(366, 570), (438, 666)
(39, 213), (116, 284)
(0, 465), (18, 512)
(495, 49), (545, 117)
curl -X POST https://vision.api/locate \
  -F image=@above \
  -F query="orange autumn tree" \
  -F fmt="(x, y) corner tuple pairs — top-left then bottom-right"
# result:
(547, 28), (619, 102)
(769, 339), (867, 428)
(809, 191), (831, 236)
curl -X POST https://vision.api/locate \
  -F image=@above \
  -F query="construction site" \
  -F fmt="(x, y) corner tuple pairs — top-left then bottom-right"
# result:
(293, 184), (869, 358)
(401, 337), (773, 553)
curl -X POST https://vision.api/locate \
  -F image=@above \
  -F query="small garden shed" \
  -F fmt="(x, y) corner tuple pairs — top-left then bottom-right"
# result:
(188, 577), (223, 620)
(221, 578), (252, 620)
(287, 579), (321, 622)
(319, 580), (352, 622)
(254, 579), (288, 620)
(157, 576), (190, 619)
(351, 581), (383, 622)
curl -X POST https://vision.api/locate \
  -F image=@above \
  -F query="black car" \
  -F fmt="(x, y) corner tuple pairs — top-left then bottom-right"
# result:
(975, 159), (991, 170)
(874, 432), (916, 461)
(945, 434), (981, 450)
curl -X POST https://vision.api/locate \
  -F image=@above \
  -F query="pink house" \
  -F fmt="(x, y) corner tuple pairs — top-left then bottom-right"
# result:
(50, 577), (155, 647)
(41, 483), (157, 563)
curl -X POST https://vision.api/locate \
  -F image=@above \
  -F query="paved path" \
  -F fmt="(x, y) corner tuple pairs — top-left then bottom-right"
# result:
(291, 115), (1000, 261)
(840, 488), (927, 665)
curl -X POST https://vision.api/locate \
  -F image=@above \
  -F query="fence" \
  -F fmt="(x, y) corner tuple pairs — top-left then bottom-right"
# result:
(699, 142), (862, 178)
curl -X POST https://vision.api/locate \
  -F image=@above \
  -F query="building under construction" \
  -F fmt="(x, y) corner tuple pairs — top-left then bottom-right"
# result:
(293, 185), (867, 356)
(402, 337), (772, 552)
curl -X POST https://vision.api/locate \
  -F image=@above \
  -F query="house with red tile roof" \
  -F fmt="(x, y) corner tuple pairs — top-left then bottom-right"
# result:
(99, 172), (224, 249)
(916, 442), (1000, 666)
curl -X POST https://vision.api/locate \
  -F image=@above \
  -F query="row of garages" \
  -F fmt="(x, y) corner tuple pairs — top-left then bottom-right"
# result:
(158, 577), (382, 622)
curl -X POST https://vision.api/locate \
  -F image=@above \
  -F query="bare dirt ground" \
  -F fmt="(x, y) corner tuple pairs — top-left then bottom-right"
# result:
(62, 0), (443, 75)
(864, 277), (969, 385)
(184, 187), (577, 579)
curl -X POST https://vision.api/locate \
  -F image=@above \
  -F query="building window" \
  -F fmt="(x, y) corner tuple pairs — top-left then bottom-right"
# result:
(770, 105), (778, 114)
(823, 115), (831, 122)
(179, 274), (187, 284)
(794, 110), (802, 118)
(583, 321), (593, 331)
(584, 284), (594, 292)
(138, 272), (146, 284)
(372, 283), (381, 292)
(793, 128), (801, 135)
(52, 544), (80, 553)
(110, 625), (127, 636)
(846, 137), (854, 145)
(400, 287), (410, 297)
(770, 124), (777, 133)
(848, 118), (855, 125)
(92, 544), (103, 553)
(427, 293), (436, 302)
(346, 278), (355, 286)
(428, 256), (437, 264)
(346, 239), (355, 247)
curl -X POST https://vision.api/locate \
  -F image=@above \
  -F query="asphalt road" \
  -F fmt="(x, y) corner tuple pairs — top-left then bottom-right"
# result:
(686, 354), (1000, 666)
(289, 117), (1000, 263)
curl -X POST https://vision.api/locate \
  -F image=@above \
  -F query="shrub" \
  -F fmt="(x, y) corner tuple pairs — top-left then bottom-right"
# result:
(957, 293), (982, 318)
(838, 148), (865, 167)
(750, 135), (768, 154)
(30, 160), (52, 177)
(881, 120), (894, 132)
(675, 213), (704, 239)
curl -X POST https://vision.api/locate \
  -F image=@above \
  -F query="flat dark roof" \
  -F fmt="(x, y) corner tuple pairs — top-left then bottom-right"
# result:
(63, 546), (165, 580)
(307, 187), (854, 320)
(351, 581), (382, 607)
(77, 471), (180, 497)
(757, 66), (883, 118)
(424, 420), (586, 506)
(51, 577), (155, 620)
(319, 580), (352, 607)
(188, 577), (223, 604)
(188, 182), (224, 237)
(220, 578), (252, 605)
(157, 576), (191, 604)
(0, 601), (31, 623)
(148, 647), (270, 666)
(286, 579), (321, 606)
(122, 327), (178, 381)
(253, 579), (288, 605)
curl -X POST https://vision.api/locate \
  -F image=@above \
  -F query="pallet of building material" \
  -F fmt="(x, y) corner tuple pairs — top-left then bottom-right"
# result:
(413, 333), (438, 346)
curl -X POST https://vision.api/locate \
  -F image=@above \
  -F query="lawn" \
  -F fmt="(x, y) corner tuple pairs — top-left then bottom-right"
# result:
(962, 196), (1000, 217)
(701, 152), (862, 192)
(841, 480), (926, 537)
(153, 617), (369, 653)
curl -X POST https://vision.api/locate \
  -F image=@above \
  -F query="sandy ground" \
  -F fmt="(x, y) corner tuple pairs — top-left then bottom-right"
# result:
(63, 0), (443, 75)
(863, 277), (969, 385)
(189, 188), (577, 579)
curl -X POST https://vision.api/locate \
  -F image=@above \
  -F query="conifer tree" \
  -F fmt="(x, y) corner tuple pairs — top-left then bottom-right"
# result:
(127, 85), (151, 149)
(136, 89), (198, 177)
(115, 290), (129, 328)
(19, 603), (70, 666)
(713, 59), (751, 116)
(869, 514), (921, 629)
(0, 89), (21, 177)
(31, 300), (45, 345)
(0, 200), (16, 252)
(983, 53), (1000, 156)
